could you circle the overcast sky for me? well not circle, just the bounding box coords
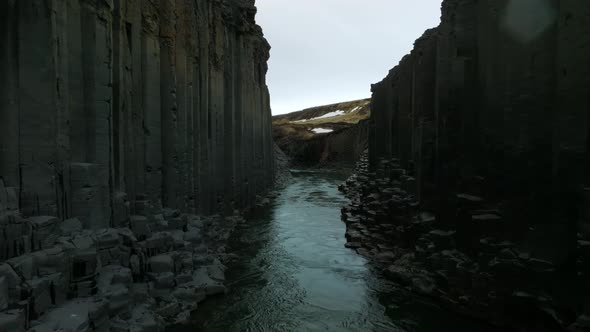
[255,0,443,115]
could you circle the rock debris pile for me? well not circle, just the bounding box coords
[340,153,590,331]
[0,181,244,331]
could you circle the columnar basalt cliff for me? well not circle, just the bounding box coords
[342,0,590,330]
[0,0,273,330]
[0,0,274,223]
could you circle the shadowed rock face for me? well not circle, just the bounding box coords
[370,0,590,256]
[0,0,274,225]
[347,0,590,329]
[0,1,274,330]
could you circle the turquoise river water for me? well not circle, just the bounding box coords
[172,169,493,331]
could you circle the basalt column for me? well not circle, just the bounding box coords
[370,0,590,249]
[366,0,590,323]
[0,1,19,207]
[0,0,275,226]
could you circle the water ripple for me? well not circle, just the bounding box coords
[171,170,493,332]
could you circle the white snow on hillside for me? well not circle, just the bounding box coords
[291,110,345,123]
[311,128,333,134]
[315,110,345,119]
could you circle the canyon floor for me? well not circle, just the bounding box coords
[168,169,493,332]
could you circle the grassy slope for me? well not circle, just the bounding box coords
[272,98,371,143]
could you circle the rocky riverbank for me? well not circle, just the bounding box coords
[339,153,590,331]
[0,202,241,331]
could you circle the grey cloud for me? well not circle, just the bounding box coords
[255,0,443,114]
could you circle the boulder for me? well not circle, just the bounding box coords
[374,251,396,263]
[472,213,504,237]
[155,301,182,318]
[428,229,456,249]
[345,242,362,249]
[345,229,363,243]
[0,309,25,332]
[488,258,528,286]
[386,265,413,285]
[129,304,161,332]
[149,255,174,273]
[574,314,590,328]
[207,260,226,282]
[95,228,121,249]
[411,275,436,296]
[183,228,202,245]
[192,267,226,296]
[456,193,484,204]
[151,272,176,289]
[59,218,83,235]
[29,216,60,250]
[173,285,207,304]
[130,215,150,239]
[5,187,18,210]
[112,192,130,228]
[29,298,109,332]
[30,277,53,316]
[0,276,8,310]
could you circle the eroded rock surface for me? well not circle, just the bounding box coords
[0,0,274,221]
[343,0,590,330]
[0,0,274,330]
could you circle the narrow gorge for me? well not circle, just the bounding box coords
[1,0,589,331]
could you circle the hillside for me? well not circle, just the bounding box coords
[272,99,371,166]
[274,98,370,124]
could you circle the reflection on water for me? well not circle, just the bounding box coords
[171,169,492,332]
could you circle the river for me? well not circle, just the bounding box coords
[171,169,492,331]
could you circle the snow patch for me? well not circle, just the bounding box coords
[291,110,345,123]
[311,128,333,134]
[315,110,345,119]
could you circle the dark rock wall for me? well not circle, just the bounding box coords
[370,0,590,261]
[0,0,274,227]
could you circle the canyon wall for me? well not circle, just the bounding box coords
[370,0,590,261]
[355,0,589,328]
[0,0,274,226]
[0,0,274,330]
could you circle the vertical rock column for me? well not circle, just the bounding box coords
[223,25,237,214]
[0,0,20,194]
[160,0,179,209]
[69,0,114,229]
[233,33,247,210]
[195,1,211,214]
[554,0,590,266]
[369,0,590,256]
[175,0,194,212]
[142,1,162,209]
[17,1,60,217]
[210,2,226,213]
[0,0,276,224]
